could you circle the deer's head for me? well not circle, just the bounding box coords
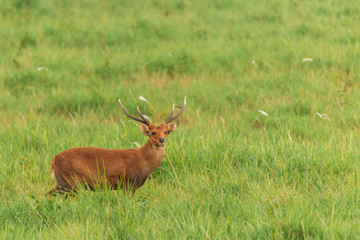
[119,97,186,148]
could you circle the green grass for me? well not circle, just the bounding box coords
[1,0,360,239]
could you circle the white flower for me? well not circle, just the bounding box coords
[138,96,150,104]
[316,112,323,118]
[37,67,49,71]
[258,110,269,116]
[252,60,258,68]
[316,112,330,121]
[141,114,151,122]
[302,58,313,62]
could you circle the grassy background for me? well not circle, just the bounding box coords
[1,0,360,239]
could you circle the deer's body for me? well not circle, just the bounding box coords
[47,98,185,196]
[50,141,164,192]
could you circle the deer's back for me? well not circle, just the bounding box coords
[52,147,145,188]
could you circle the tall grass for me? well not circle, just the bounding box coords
[1,0,359,239]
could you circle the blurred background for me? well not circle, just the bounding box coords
[0,0,359,238]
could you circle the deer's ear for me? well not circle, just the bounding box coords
[167,123,177,134]
[140,125,150,136]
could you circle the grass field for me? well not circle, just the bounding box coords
[1,0,360,239]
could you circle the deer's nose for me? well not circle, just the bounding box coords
[159,137,165,143]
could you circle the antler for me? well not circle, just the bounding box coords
[118,99,150,126]
[165,96,186,124]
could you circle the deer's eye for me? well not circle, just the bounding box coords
[164,131,168,135]
[152,132,156,135]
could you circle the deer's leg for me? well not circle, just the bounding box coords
[132,177,147,195]
[46,185,67,197]
[46,185,77,198]
[46,169,74,197]
[126,177,148,196]
[122,185,136,195]
[131,188,137,196]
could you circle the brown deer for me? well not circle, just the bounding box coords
[46,97,186,196]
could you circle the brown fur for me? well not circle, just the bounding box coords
[46,123,177,196]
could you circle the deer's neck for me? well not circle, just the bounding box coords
[139,140,166,172]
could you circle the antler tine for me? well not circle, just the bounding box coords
[165,104,175,124]
[165,96,186,124]
[118,99,150,126]
[136,106,150,125]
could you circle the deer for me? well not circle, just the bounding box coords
[46,97,186,196]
